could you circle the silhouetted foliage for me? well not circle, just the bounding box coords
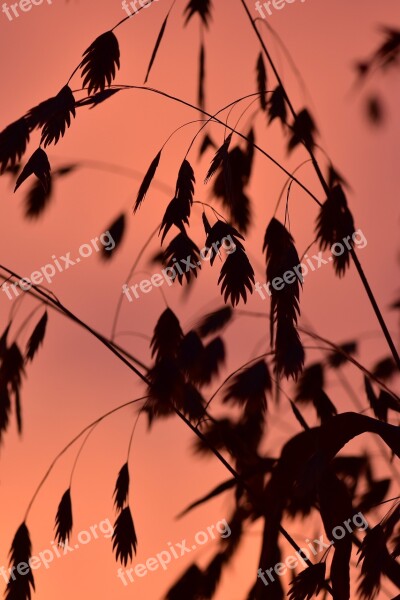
[212,145,253,232]
[0,119,30,174]
[316,184,355,276]
[0,7,399,600]
[165,564,204,600]
[196,306,233,337]
[263,218,304,378]
[150,308,183,362]
[288,108,318,152]
[26,86,75,147]
[134,150,162,213]
[162,233,201,284]
[204,134,232,183]
[101,214,125,260]
[184,0,212,27]
[54,489,73,546]
[327,341,358,368]
[357,525,388,600]
[80,32,120,95]
[15,149,51,193]
[25,312,48,362]
[113,463,130,512]
[145,12,170,83]
[112,506,138,565]
[256,52,268,110]
[288,563,326,600]
[5,523,35,600]
[268,85,287,124]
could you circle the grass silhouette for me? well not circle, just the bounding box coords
[0,2,399,599]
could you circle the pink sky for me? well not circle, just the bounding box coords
[0,0,399,598]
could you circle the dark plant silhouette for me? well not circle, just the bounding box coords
[0,2,399,600]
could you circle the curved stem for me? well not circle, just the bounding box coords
[193,201,227,223]
[255,18,313,108]
[24,396,148,520]
[69,425,97,488]
[233,96,261,132]
[350,249,400,370]
[1,266,149,385]
[201,351,309,430]
[184,92,269,160]
[0,265,312,565]
[52,156,174,195]
[9,288,27,322]
[236,309,400,403]
[336,367,400,486]
[202,352,274,418]
[127,399,150,463]
[14,305,43,341]
[114,331,151,342]
[66,0,161,85]
[110,224,160,341]
[239,0,400,372]
[274,160,312,216]
[0,273,148,372]
[173,405,320,578]
[106,84,322,206]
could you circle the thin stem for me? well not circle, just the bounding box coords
[184,92,269,160]
[52,156,173,195]
[110,224,160,341]
[300,238,318,263]
[69,425,97,488]
[239,2,297,116]
[127,399,150,463]
[114,331,151,342]
[1,266,149,386]
[201,351,308,431]
[297,331,400,402]
[66,0,161,85]
[231,97,255,130]
[111,3,155,31]
[9,288,27,322]
[161,119,209,152]
[14,305,43,341]
[173,406,321,577]
[235,309,400,403]
[336,368,400,486]
[24,397,148,520]
[255,18,313,107]
[106,84,322,205]
[350,248,400,370]
[125,269,169,308]
[0,273,148,372]
[202,352,274,419]
[302,339,400,482]
[0,267,310,565]
[193,200,227,223]
[239,0,400,371]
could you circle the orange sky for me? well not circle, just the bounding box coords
[0,0,399,598]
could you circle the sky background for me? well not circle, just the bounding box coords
[0,0,399,598]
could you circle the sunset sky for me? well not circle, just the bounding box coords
[0,0,399,598]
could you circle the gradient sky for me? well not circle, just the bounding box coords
[0,0,399,598]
